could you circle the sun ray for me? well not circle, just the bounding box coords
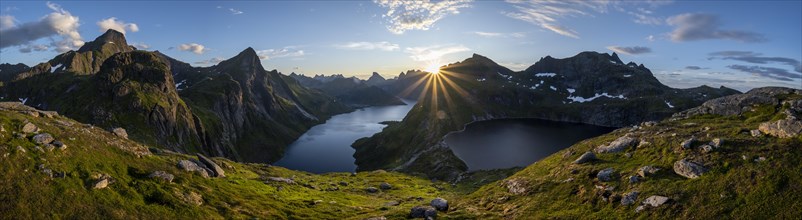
[399,72,431,98]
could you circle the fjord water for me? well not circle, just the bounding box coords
[445,118,616,171]
[274,99,416,173]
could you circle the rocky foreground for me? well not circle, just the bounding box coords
[1,87,800,219]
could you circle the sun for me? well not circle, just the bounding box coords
[424,62,442,74]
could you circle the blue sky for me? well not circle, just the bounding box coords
[0,0,800,91]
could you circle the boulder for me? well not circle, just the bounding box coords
[148,171,175,183]
[379,182,392,190]
[758,119,802,138]
[504,178,527,195]
[642,195,669,207]
[431,197,448,211]
[709,138,723,148]
[409,206,437,219]
[597,168,615,182]
[573,151,596,164]
[93,174,113,189]
[750,129,763,137]
[637,166,660,178]
[628,175,639,183]
[177,160,210,178]
[366,187,379,193]
[621,191,639,206]
[196,154,225,177]
[595,136,639,153]
[111,127,128,139]
[52,140,67,150]
[32,133,54,145]
[673,159,708,179]
[265,177,295,184]
[21,122,38,133]
[680,137,695,149]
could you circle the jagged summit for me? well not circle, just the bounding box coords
[78,29,132,53]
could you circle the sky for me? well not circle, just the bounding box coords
[0,0,800,91]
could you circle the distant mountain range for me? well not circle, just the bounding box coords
[289,72,405,107]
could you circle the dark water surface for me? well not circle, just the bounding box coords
[445,118,616,171]
[273,100,415,173]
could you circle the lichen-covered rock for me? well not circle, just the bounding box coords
[595,136,638,153]
[148,171,175,183]
[32,133,54,145]
[21,122,38,133]
[573,151,596,164]
[504,178,528,195]
[673,159,708,179]
[758,119,802,138]
[597,168,616,182]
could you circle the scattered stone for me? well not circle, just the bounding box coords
[32,133,54,145]
[621,191,639,206]
[701,145,714,153]
[573,151,596,164]
[265,177,295,184]
[21,122,38,133]
[338,181,348,186]
[597,168,615,182]
[750,129,763,137]
[431,198,448,211]
[148,171,175,183]
[503,178,527,195]
[196,154,225,177]
[642,195,669,207]
[710,138,723,148]
[637,166,660,178]
[93,174,113,189]
[680,137,696,149]
[111,127,128,139]
[595,136,639,153]
[379,182,392,190]
[673,159,708,179]
[52,140,67,150]
[366,187,379,193]
[409,206,437,219]
[628,175,639,183]
[177,160,210,178]
[754,157,767,162]
[16,145,26,153]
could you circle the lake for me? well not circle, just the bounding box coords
[273,99,416,173]
[445,118,616,171]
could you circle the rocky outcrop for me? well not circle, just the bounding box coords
[673,159,708,179]
[674,87,801,119]
[196,154,225,177]
[573,151,596,164]
[596,136,638,153]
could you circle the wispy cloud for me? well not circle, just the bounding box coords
[472,31,526,38]
[18,44,48,53]
[685,66,705,70]
[178,43,206,55]
[97,17,139,35]
[194,57,225,65]
[727,64,801,81]
[375,0,472,34]
[0,2,84,52]
[257,47,305,60]
[229,8,244,15]
[404,44,470,61]
[666,13,766,43]
[606,46,652,55]
[333,41,399,51]
[709,51,801,73]
[131,42,150,49]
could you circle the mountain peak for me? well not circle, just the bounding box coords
[77,29,131,53]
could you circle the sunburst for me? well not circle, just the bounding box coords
[400,61,474,120]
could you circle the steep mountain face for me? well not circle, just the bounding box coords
[365,72,387,86]
[354,52,742,180]
[12,29,135,81]
[0,63,30,82]
[289,73,405,107]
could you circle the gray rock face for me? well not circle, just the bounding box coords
[380,182,392,190]
[32,133,54,145]
[595,136,638,153]
[573,151,596,164]
[638,166,660,178]
[673,159,708,179]
[409,206,437,219]
[431,198,448,211]
[177,160,210,178]
[265,177,295,184]
[759,118,802,138]
[21,122,38,133]
[148,171,175,183]
[112,127,128,139]
[597,168,616,182]
[621,191,639,206]
[680,137,695,149]
[196,154,225,177]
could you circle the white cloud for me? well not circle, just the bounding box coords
[18,44,48,53]
[257,47,305,60]
[229,8,244,15]
[97,17,139,34]
[131,42,150,49]
[0,2,84,52]
[0,15,15,30]
[404,44,470,61]
[473,31,526,38]
[375,0,472,34]
[194,57,225,65]
[178,43,206,55]
[646,35,656,42]
[666,13,766,43]
[333,41,399,51]
[606,46,652,55]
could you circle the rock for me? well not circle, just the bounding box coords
[637,141,651,148]
[338,181,348,186]
[379,182,392,190]
[32,133,54,145]
[383,201,400,206]
[148,171,175,183]
[638,166,660,178]
[366,187,379,193]
[573,151,596,164]
[701,145,714,153]
[710,138,723,148]
[431,197,448,211]
[52,140,67,150]
[111,127,128,139]
[595,136,639,153]
[16,145,26,153]
[673,159,708,179]
[628,175,639,183]
[642,195,669,207]
[562,150,574,159]
[597,168,615,182]
[641,121,657,127]
[754,157,767,162]
[409,206,437,219]
[177,160,210,178]
[503,178,527,195]
[680,137,696,149]
[621,191,639,206]
[93,174,112,189]
[750,129,763,137]
[265,177,295,184]
[196,154,225,177]
[21,122,38,133]
[758,118,802,138]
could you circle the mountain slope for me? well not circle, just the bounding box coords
[289,73,405,107]
[354,52,742,180]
